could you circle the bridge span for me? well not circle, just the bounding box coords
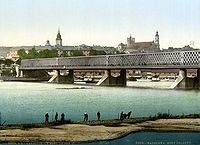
[19,50,200,88]
[20,50,200,70]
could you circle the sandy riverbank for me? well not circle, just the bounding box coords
[0,119,199,143]
[127,81,174,89]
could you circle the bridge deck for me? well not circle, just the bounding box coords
[20,50,200,70]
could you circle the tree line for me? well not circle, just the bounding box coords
[17,48,107,59]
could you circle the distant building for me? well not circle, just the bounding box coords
[155,31,160,49]
[0,47,11,59]
[56,29,62,46]
[126,31,160,53]
[119,31,160,54]
[0,29,117,60]
[118,43,127,53]
[45,40,51,46]
[163,45,196,52]
[127,34,135,47]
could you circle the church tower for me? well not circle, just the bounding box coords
[56,29,62,46]
[127,34,135,48]
[155,31,160,49]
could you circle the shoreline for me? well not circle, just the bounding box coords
[0,118,200,144]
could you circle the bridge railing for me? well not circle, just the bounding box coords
[58,56,107,67]
[21,58,58,68]
[20,50,200,69]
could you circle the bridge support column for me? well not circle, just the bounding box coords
[175,69,199,89]
[19,70,23,77]
[197,69,200,88]
[96,69,126,86]
[56,70,74,84]
[20,70,50,81]
[176,69,187,88]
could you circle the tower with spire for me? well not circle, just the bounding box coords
[127,34,135,48]
[155,31,159,49]
[56,28,62,46]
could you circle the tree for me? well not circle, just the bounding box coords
[89,49,106,56]
[70,50,83,56]
[27,47,38,59]
[17,49,27,59]
[38,49,51,58]
[4,59,15,67]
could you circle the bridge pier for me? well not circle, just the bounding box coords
[56,70,74,84]
[175,69,200,89]
[97,69,126,86]
[197,69,200,87]
[20,70,50,81]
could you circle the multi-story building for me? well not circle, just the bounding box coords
[1,29,117,61]
[118,31,160,53]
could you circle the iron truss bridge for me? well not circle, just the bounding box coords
[20,50,200,70]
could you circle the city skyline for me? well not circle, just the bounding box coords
[0,0,200,49]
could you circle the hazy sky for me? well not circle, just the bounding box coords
[0,0,200,48]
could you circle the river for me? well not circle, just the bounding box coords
[0,82,200,145]
[0,82,200,124]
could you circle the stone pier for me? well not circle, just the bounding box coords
[97,69,126,86]
[20,70,50,81]
[56,70,74,84]
[176,69,199,89]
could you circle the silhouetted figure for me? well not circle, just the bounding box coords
[127,111,132,119]
[45,113,49,123]
[55,112,58,122]
[97,111,101,121]
[84,112,88,121]
[120,112,124,120]
[124,113,127,119]
[61,113,65,122]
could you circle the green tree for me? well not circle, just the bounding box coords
[17,49,27,59]
[50,49,59,57]
[4,59,15,66]
[15,58,22,65]
[38,49,51,58]
[70,50,83,56]
[27,47,38,59]
[89,49,106,56]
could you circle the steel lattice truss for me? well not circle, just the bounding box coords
[20,50,200,70]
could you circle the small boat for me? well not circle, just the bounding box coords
[136,78,152,82]
[83,78,93,83]
[151,77,160,82]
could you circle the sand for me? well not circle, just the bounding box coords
[127,81,173,89]
[0,119,200,143]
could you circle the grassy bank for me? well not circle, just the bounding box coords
[1,113,200,130]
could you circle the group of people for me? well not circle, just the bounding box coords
[45,112,65,123]
[45,111,101,123]
[45,111,132,123]
[120,111,132,120]
[83,111,101,121]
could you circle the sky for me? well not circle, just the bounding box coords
[0,0,200,49]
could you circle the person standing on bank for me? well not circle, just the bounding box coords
[84,112,88,121]
[55,112,58,122]
[45,112,49,123]
[61,113,65,122]
[97,111,101,121]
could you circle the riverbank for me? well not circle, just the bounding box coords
[0,118,199,143]
[127,81,174,89]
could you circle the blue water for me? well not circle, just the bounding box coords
[2,132,200,145]
[0,82,200,124]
